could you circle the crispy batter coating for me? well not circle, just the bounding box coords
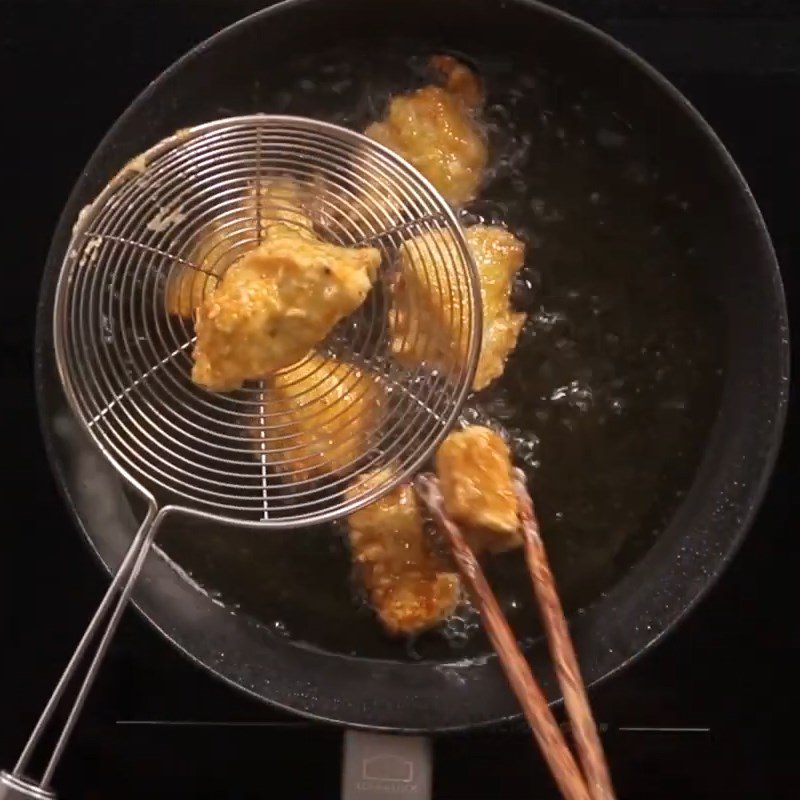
[165,179,317,319]
[364,57,487,205]
[390,224,526,391]
[389,228,469,377]
[258,354,384,481]
[347,473,461,635]
[429,54,483,110]
[255,178,319,241]
[436,425,521,553]
[191,236,380,390]
[467,225,527,390]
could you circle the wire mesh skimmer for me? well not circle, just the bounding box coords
[3,116,481,798]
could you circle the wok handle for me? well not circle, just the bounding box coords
[342,731,432,800]
[3,504,165,797]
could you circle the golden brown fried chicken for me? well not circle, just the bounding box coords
[390,224,526,391]
[435,425,522,553]
[429,54,483,110]
[191,236,380,391]
[255,178,319,241]
[467,225,527,390]
[165,219,248,320]
[364,56,487,205]
[347,473,461,635]
[260,353,384,481]
[165,179,317,319]
[389,228,468,377]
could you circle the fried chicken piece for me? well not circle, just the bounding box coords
[364,56,487,205]
[390,224,526,391]
[255,178,319,241]
[429,54,483,110]
[165,179,317,319]
[435,425,522,553]
[389,227,469,377]
[165,218,249,320]
[192,236,380,390]
[258,354,384,480]
[467,225,527,390]
[347,473,461,635]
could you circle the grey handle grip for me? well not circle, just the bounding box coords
[342,731,433,800]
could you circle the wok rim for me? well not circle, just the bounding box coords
[34,0,790,733]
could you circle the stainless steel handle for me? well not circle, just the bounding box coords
[2,505,164,797]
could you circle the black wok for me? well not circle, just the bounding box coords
[34,0,788,734]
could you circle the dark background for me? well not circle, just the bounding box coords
[0,1,797,798]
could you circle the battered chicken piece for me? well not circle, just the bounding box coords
[364,56,487,205]
[165,179,316,318]
[429,54,483,110]
[389,228,468,376]
[347,473,461,635]
[192,236,380,390]
[467,225,527,390]
[435,425,522,553]
[260,354,384,480]
[165,219,248,320]
[255,178,319,240]
[390,225,526,391]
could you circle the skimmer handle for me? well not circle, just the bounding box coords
[3,506,163,796]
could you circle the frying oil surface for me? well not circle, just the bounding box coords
[157,47,724,661]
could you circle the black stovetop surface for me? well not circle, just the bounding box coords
[1,2,797,798]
